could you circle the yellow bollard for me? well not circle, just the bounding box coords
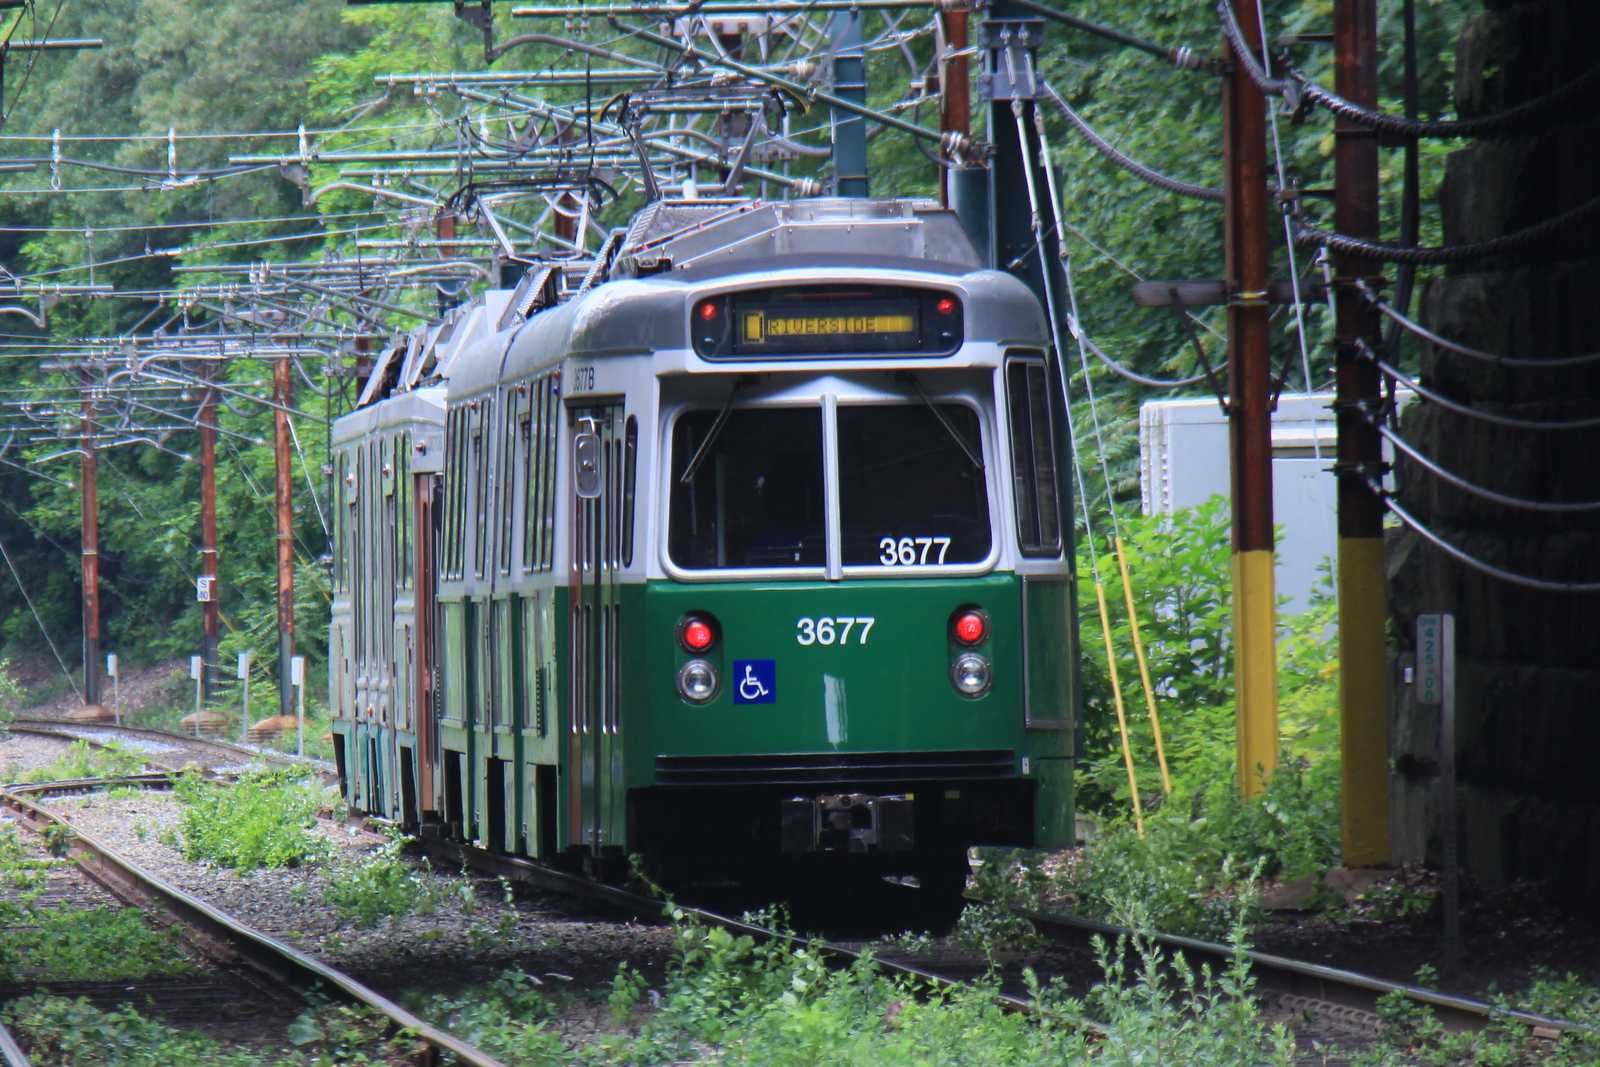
[1114,536,1173,796]
[1094,579,1144,835]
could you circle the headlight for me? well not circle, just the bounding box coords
[677,659,719,704]
[952,653,991,697]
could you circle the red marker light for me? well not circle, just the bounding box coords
[935,296,957,316]
[954,610,986,646]
[698,300,719,322]
[682,618,715,652]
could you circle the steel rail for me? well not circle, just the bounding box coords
[0,778,509,1067]
[6,719,334,778]
[419,832,1041,1016]
[1016,904,1587,1037]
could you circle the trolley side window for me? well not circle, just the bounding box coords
[1006,358,1063,557]
[472,400,490,579]
[668,407,824,570]
[837,403,991,567]
[444,408,466,580]
[622,415,638,568]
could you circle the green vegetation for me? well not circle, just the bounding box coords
[172,768,327,871]
[2,996,273,1067]
[408,902,1296,1066]
[405,970,570,1064]
[1353,966,1600,1067]
[1059,499,1344,934]
[0,657,22,723]
[4,906,193,983]
[3,995,429,1067]
[321,830,451,929]
[17,739,148,784]
[0,824,190,985]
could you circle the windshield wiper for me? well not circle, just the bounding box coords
[908,375,984,473]
[678,380,743,484]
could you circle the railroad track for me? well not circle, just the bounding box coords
[0,776,505,1067]
[6,717,334,781]
[3,749,1580,1059]
[1007,902,1585,1047]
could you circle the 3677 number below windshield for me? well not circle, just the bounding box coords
[667,403,990,571]
[838,403,990,566]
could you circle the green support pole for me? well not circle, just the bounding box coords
[829,10,868,196]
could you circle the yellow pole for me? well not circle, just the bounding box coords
[1338,537,1391,864]
[1114,535,1172,795]
[1094,579,1144,835]
[1232,550,1279,796]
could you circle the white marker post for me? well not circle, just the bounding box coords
[237,652,252,743]
[1416,613,1458,976]
[105,653,119,725]
[291,655,305,757]
[189,655,204,735]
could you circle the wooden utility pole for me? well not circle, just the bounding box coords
[1333,0,1391,864]
[273,356,295,716]
[198,371,221,702]
[1222,0,1278,797]
[79,371,101,709]
[938,8,971,206]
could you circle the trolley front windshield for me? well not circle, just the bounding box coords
[667,399,992,574]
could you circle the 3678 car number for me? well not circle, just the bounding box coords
[795,616,876,646]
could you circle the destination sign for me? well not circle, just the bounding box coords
[741,311,916,344]
[692,285,963,360]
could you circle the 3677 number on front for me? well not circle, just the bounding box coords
[795,616,876,646]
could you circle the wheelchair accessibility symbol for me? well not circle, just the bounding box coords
[732,660,776,705]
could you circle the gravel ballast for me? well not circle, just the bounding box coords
[44,790,676,1007]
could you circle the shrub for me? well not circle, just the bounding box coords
[172,768,327,871]
[322,830,450,928]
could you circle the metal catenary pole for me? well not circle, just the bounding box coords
[829,8,868,196]
[273,356,296,717]
[79,369,102,708]
[1222,1,1278,797]
[198,368,221,703]
[1333,0,1392,864]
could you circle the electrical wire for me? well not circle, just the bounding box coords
[1250,0,1322,457]
[1289,61,1600,141]
[1072,318,1208,388]
[1374,477,1600,595]
[1360,282,1600,368]
[1360,341,1600,431]
[1370,412,1600,514]
[1041,82,1221,203]
[0,528,83,702]
[1218,0,1600,140]
[1295,192,1600,264]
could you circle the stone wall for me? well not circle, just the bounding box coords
[1388,0,1600,899]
